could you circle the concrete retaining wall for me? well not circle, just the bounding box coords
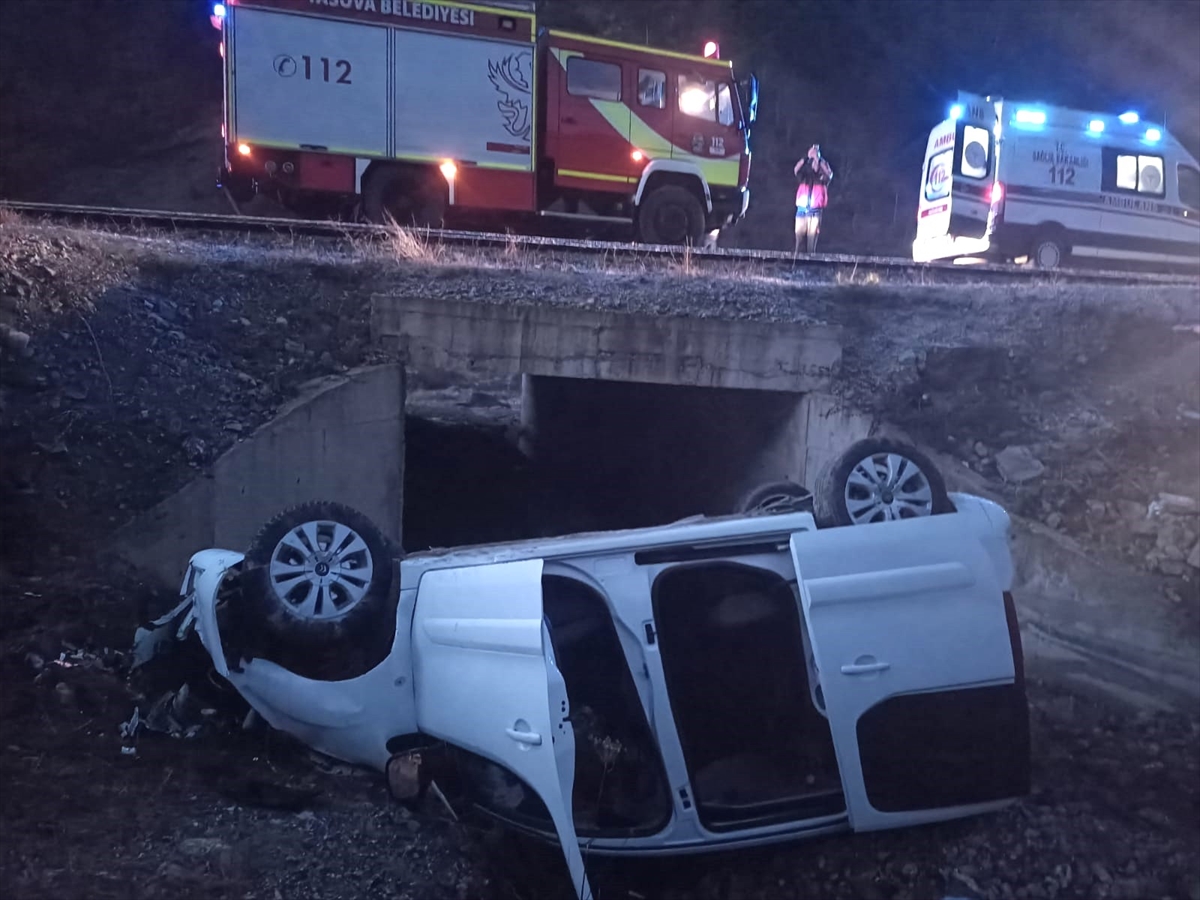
[114,364,405,588]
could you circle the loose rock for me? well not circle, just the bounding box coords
[996,445,1046,484]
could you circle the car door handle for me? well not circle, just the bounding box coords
[505,727,543,746]
[841,661,890,675]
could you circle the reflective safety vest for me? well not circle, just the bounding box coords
[796,159,832,210]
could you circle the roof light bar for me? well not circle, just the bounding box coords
[1118,111,1139,124]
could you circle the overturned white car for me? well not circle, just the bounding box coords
[142,439,1030,899]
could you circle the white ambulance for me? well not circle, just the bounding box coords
[913,91,1200,271]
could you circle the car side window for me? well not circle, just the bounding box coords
[1178,164,1200,211]
[566,56,621,102]
[638,68,665,109]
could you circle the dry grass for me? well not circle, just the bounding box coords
[382,219,444,263]
[834,263,881,286]
[0,207,23,227]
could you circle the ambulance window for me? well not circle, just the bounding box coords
[1137,156,1164,195]
[717,84,734,126]
[1115,152,1165,196]
[567,57,621,102]
[1115,154,1138,190]
[925,149,953,202]
[678,75,716,121]
[1179,165,1200,211]
[638,69,665,109]
[960,125,989,179]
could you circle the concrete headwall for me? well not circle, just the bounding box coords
[372,294,842,393]
[114,364,405,588]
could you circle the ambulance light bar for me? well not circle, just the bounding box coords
[949,104,964,121]
[1119,111,1139,124]
[1088,119,1105,133]
[1014,109,1046,126]
[1145,128,1162,143]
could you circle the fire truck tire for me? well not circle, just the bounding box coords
[636,185,706,246]
[363,167,446,229]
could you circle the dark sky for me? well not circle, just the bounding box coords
[548,0,1200,156]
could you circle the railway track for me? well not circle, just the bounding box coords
[3,199,1196,286]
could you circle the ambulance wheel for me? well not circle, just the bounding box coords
[637,185,706,246]
[1032,235,1067,270]
[813,438,955,528]
[363,167,446,229]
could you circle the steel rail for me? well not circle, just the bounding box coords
[2,199,1196,286]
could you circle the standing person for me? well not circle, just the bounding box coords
[793,144,833,254]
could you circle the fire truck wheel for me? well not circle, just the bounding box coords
[637,185,706,246]
[363,167,446,229]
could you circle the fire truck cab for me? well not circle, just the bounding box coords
[212,0,757,246]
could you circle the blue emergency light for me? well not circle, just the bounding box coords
[1119,111,1139,124]
[949,104,964,121]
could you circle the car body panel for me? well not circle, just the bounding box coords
[183,549,418,771]
[411,559,593,900]
[789,500,1019,832]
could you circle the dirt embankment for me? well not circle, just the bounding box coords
[1,218,1199,900]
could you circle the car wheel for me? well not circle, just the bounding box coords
[241,501,398,649]
[738,480,814,515]
[636,185,705,245]
[813,438,955,527]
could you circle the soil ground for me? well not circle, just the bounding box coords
[1,217,1198,899]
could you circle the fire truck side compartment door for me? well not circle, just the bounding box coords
[231,6,389,155]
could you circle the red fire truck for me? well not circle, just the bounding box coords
[211,0,758,245]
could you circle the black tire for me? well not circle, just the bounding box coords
[636,185,706,245]
[362,166,446,228]
[241,501,398,650]
[1032,234,1067,270]
[813,438,955,528]
[738,480,814,515]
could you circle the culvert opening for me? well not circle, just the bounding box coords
[403,377,864,548]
